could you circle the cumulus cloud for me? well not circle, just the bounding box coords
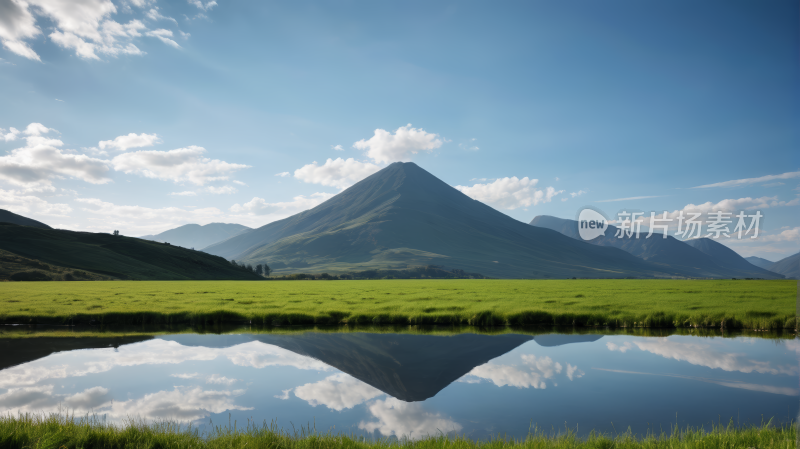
[204,185,237,194]
[110,386,250,421]
[274,389,292,400]
[294,374,382,411]
[751,226,800,243]
[0,188,71,216]
[331,144,344,151]
[0,123,111,187]
[0,385,112,415]
[353,124,443,164]
[275,172,290,177]
[565,364,584,381]
[455,177,563,210]
[0,0,197,61]
[112,146,249,185]
[359,398,462,440]
[230,193,335,216]
[293,158,381,189]
[606,342,633,353]
[75,197,224,235]
[464,355,570,389]
[98,132,160,153]
[171,373,199,379]
[692,171,800,189]
[169,190,197,196]
[206,374,238,385]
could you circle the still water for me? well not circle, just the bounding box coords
[0,329,797,440]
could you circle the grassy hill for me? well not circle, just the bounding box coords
[766,251,799,279]
[530,215,783,279]
[204,163,673,279]
[0,209,51,229]
[0,223,262,281]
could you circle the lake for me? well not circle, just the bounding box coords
[0,327,797,440]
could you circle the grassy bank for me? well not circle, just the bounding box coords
[0,414,795,449]
[0,279,795,329]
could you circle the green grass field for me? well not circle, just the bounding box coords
[0,414,795,449]
[1,279,795,329]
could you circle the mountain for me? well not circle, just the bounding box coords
[0,209,51,229]
[0,223,262,280]
[682,238,784,279]
[745,256,775,270]
[530,215,784,279]
[765,252,799,280]
[204,162,673,279]
[139,223,251,250]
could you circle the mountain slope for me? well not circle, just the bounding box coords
[0,223,262,280]
[682,238,783,279]
[205,162,673,279]
[766,252,799,279]
[139,223,251,250]
[745,256,775,270]
[530,215,784,279]
[0,209,51,229]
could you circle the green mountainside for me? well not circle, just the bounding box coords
[530,215,783,279]
[204,162,672,279]
[0,223,262,281]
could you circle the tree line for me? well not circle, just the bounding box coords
[271,265,486,280]
[229,260,271,277]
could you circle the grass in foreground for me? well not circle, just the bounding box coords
[0,279,795,329]
[0,414,795,449]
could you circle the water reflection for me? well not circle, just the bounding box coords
[0,331,795,440]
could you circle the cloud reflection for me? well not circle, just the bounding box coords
[463,355,578,389]
[294,373,383,411]
[358,398,462,439]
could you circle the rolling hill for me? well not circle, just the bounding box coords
[765,252,799,279]
[530,215,784,279]
[0,223,262,281]
[204,162,674,279]
[0,209,51,229]
[139,223,252,250]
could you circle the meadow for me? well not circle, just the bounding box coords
[0,279,795,329]
[0,414,795,449]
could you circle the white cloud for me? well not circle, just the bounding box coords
[145,7,177,24]
[606,342,633,353]
[274,389,292,400]
[0,0,197,61]
[112,146,249,185]
[751,226,800,243]
[232,180,245,186]
[692,171,800,189]
[353,124,443,164]
[0,0,42,61]
[570,190,587,198]
[76,197,224,235]
[169,191,197,196]
[206,374,238,385]
[294,373,382,411]
[145,28,179,49]
[566,363,584,381]
[275,172,290,177]
[99,132,160,153]
[358,398,462,440]
[293,158,381,189]
[230,192,335,216]
[109,386,250,421]
[0,188,72,217]
[0,385,112,415]
[188,0,217,10]
[0,124,111,187]
[170,373,199,379]
[204,185,237,195]
[633,338,796,375]
[0,127,21,142]
[331,144,344,151]
[454,177,563,210]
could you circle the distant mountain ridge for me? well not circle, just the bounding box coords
[204,162,678,279]
[0,209,51,229]
[745,256,775,270]
[765,252,799,279]
[529,215,783,279]
[140,223,252,250]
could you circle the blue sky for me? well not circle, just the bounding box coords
[0,0,797,259]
